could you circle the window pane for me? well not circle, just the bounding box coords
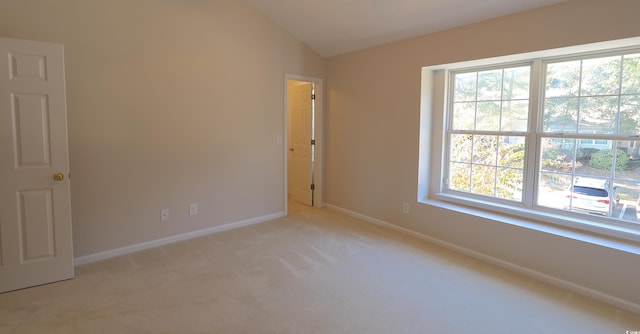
[578,96,618,134]
[577,141,614,179]
[501,100,528,131]
[454,72,477,102]
[477,69,502,101]
[449,162,471,192]
[537,172,571,210]
[497,168,523,201]
[471,165,496,196]
[503,66,530,100]
[472,135,497,165]
[540,137,576,174]
[476,101,500,131]
[543,97,578,133]
[581,56,621,96]
[619,95,640,136]
[612,180,640,225]
[450,134,472,163]
[622,54,640,94]
[452,102,475,130]
[546,61,580,98]
[613,140,640,181]
[498,136,525,168]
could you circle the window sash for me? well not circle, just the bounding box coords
[446,62,535,206]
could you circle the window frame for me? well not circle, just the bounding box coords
[443,61,536,207]
[420,39,640,243]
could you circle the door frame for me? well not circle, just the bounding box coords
[284,74,324,214]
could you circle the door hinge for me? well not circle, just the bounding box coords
[311,93,315,100]
[310,184,315,190]
[311,139,315,145]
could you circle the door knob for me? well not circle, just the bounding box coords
[289,148,294,152]
[53,172,64,181]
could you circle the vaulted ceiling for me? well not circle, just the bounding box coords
[247,0,568,57]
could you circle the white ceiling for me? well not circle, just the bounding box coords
[247,0,567,57]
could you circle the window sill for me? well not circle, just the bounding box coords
[419,193,640,255]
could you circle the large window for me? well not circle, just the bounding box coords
[448,66,530,202]
[442,49,640,232]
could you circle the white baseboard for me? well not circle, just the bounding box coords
[325,204,640,315]
[74,212,285,266]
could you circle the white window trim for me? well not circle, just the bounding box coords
[418,37,640,244]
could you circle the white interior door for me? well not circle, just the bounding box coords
[0,37,73,293]
[288,80,313,206]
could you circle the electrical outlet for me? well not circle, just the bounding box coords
[402,203,410,214]
[189,203,198,216]
[161,209,170,221]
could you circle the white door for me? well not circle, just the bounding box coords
[0,37,73,293]
[288,80,313,206]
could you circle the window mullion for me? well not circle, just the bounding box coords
[524,59,543,208]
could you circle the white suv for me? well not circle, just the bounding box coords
[565,177,619,216]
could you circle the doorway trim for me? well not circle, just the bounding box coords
[284,74,324,214]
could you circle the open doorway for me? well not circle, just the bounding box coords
[285,75,323,212]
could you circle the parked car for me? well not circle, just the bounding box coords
[565,177,619,216]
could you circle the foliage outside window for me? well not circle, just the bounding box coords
[445,51,640,227]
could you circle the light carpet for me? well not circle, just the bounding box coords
[1,201,639,333]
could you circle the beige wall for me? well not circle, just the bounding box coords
[325,0,640,309]
[0,0,325,256]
